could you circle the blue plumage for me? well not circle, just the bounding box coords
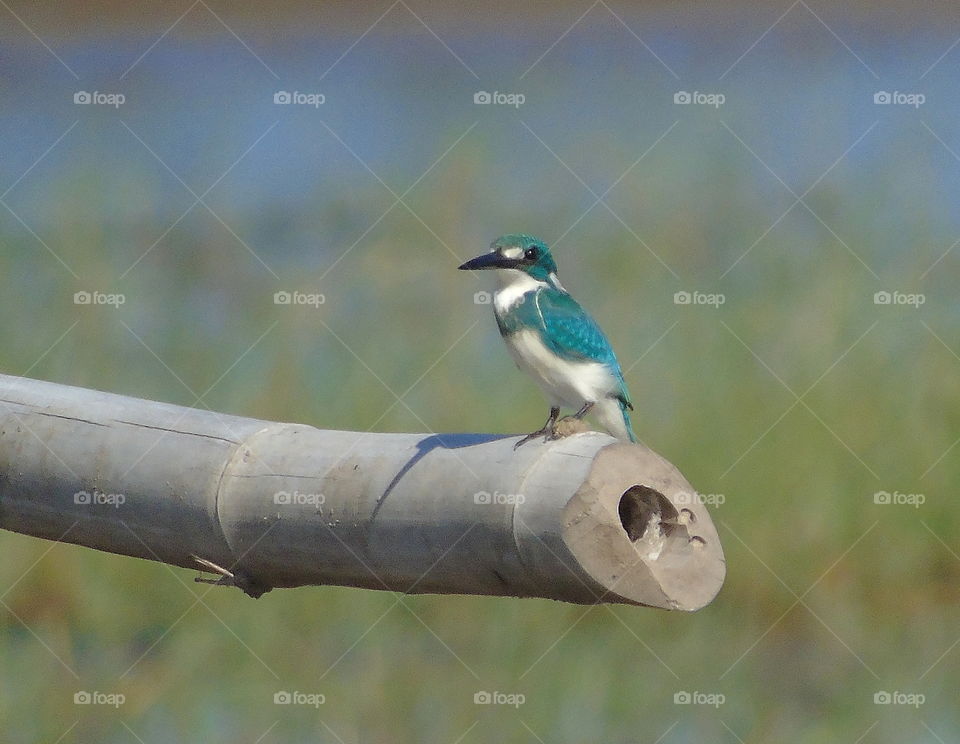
[530,288,622,367]
[459,235,636,446]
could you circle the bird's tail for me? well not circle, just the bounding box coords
[594,398,637,443]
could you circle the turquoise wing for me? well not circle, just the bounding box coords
[534,288,618,364]
[507,287,633,409]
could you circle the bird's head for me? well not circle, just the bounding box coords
[458,234,560,284]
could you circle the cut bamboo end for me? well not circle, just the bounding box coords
[562,442,725,610]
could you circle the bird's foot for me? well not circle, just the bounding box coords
[514,426,553,449]
[514,407,561,449]
[548,416,592,440]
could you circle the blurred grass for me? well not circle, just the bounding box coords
[2,16,960,744]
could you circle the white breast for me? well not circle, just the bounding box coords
[504,328,619,410]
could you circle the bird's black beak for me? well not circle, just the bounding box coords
[458,251,516,271]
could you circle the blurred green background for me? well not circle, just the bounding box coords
[1,2,958,741]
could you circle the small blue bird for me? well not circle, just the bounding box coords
[459,234,636,448]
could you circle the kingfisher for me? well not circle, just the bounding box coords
[459,234,636,448]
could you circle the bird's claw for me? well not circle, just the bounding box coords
[514,416,592,449]
[514,428,551,449]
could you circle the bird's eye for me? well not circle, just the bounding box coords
[524,247,539,260]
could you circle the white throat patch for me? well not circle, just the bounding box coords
[493,269,546,313]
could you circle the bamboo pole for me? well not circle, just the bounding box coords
[0,373,724,609]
